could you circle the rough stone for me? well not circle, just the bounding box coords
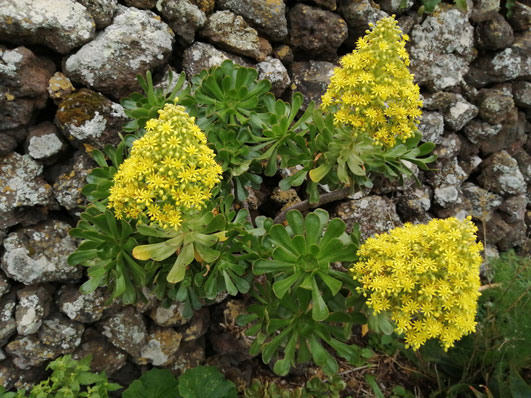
[137,327,182,366]
[26,122,67,163]
[55,89,127,149]
[274,45,294,65]
[485,212,527,250]
[217,0,288,42]
[376,0,414,13]
[5,334,67,369]
[123,0,156,7]
[181,307,209,342]
[289,4,348,60]
[476,13,515,50]
[480,109,527,154]
[463,119,502,144]
[57,285,107,323]
[64,6,174,99]
[149,301,190,327]
[0,0,95,54]
[0,47,55,131]
[98,307,147,358]
[201,11,272,62]
[290,61,335,109]
[461,182,503,221]
[514,149,531,182]
[0,293,17,345]
[74,328,127,375]
[53,150,95,215]
[0,360,19,391]
[478,150,527,196]
[419,111,445,144]
[256,57,290,97]
[0,132,17,156]
[1,220,82,284]
[156,0,206,46]
[433,133,462,160]
[15,285,53,336]
[182,42,251,78]
[339,0,388,45]
[78,0,117,29]
[513,81,531,109]
[508,1,531,31]
[396,185,432,223]
[470,0,500,22]
[409,8,475,91]
[443,94,478,131]
[0,153,55,230]
[499,194,528,223]
[38,313,84,352]
[0,272,9,299]
[335,195,402,240]
[433,185,463,208]
[190,0,214,13]
[48,72,76,104]
[170,339,205,375]
[478,88,515,125]
[308,0,338,10]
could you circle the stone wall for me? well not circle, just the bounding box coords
[0,0,530,391]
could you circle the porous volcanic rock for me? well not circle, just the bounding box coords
[15,285,53,336]
[98,307,147,358]
[76,0,118,30]
[25,122,67,164]
[156,0,206,46]
[290,60,335,109]
[182,42,251,78]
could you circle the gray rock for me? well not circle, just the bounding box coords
[55,89,127,149]
[480,108,527,154]
[478,150,527,196]
[39,313,84,352]
[508,1,531,31]
[137,327,182,366]
[149,301,190,327]
[0,132,17,156]
[0,360,19,391]
[513,81,531,109]
[57,285,106,323]
[73,328,127,375]
[156,0,206,46]
[181,307,209,342]
[170,339,205,375]
[289,4,348,60]
[433,133,461,160]
[514,149,531,182]
[426,157,468,191]
[463,119,502,144]
[409,8,475,91]
[500,194,528,223]
[339,0,388,44]
[419,111,445,144]
[309,0,338,10]
[64,6,174,99]
[0,153,55,230]
[461,182,503,221]
[0,0,95,54]
[376,0,414,13]
[1,220,82,284]
[476,13,514,50]
[47,72,76,105]
[485,211,527,250]
[53,151,95,216]
[76,0,117,29]
[182,42,251,78]
[16,285,53,336]
[335,195,402,241]
[396,185,432,222]
[274,45,294,65]
[434,185,463,208]
[478,88,515,124]
[98,307,147,358]
[201,11,272,62]
[290,61,335,109]
[443,94,479,131]
[5,335,64,369]
[470,0,500,22]
[1,47,55,131]
[256,57,291,97]
[470,46,531,86]
[0,293,17,345]
[217,0,288,42]
[123,0,157,7]
[0,272,10,299]
[26,122,67,163]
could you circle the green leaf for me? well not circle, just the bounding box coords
[311,277,329,321]
[122,368,179,398]
[509,368,531,398]
[286,210,305,236]
[67,250,99,266]
[167,243,194,283]
[253,260,294,275]
[309,163,332,183]
[318,272,342,296]
[272,273,300,299]
[309,335,338,375]
[178,366,237,398]
[364,375,384,398]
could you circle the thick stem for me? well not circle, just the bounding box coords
[273,187,352,224]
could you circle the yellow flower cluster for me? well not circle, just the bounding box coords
[321,16,422,147]
[108,103,222,230]
[350,217,483,351]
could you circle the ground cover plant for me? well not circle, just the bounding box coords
[4,15,521,397]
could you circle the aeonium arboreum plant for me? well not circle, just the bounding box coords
[238,209,368,376]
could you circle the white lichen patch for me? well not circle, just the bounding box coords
[28,134,64,159]
[66,112,106,140]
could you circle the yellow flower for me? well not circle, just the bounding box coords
[351,217,483,351]
[320,16,422,147]
[108,103,222,230]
